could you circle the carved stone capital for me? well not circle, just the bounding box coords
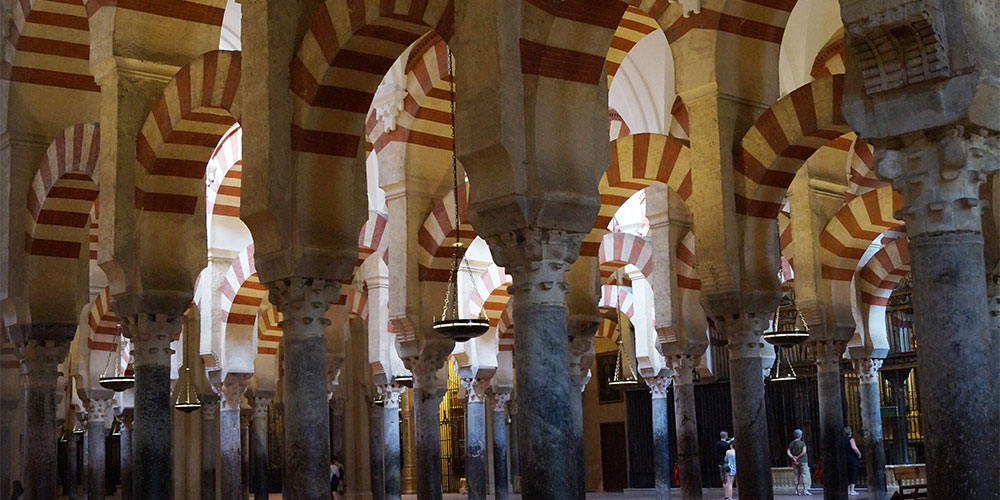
[491,392,511,413]
[119,408,134,430]
[377,383,406,409]
[669,0,701,18]
[809,340,847,374]
[200,394,220,421]
[460,377,491,404]
[406,343,452,395]
[253,393,274,420]
[126,314,180,367]
[568,331,596,389]
[18,339,70,384]
[330,397,346,415]
[218,373,251,412]
[644,376,671,399]
[853,357,884,384]
[266,278,341,339]
[667,354,701,386]
[486,229,584,307]
[87,398,115,426]
[240,408,252,430]
[875,125,1000,235]
[714,314,770,360]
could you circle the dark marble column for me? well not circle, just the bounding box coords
[487,230,583,500]
[853,358,887,500]
[128,314,180,500]
[241,408,251,500]
[646,376,672,500]
[717,315,773,500]
[219,374,250,500]
[330,397,346,462]
[491,393,510,500]
[251,393,272,500]
[380,386,404,500]
[874,130,1000,499]
[462,379,489,500]
[667,355,703,500]
[267,278,339,500]
[87,396,114,500]
[0,400,16,500]
[409,354,448,500]
[201,394,220,500]
[119,409,134,500]
[18,337,72,500]
[508,399,520,493]
[369,399,385,500]
[567,320,597,500]
[811,341,847,500]
[66,427,78,500]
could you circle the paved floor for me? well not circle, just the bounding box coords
[263,489,877,499]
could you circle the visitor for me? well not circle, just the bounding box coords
[330,457,344,500]
[843,426,862,496]
[723,439,737,500]
[787,429,811,496]
[9,481,23,500]
[716,431,732,486]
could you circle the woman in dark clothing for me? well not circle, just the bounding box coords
[9,480,24,500]
[843,427,862,496]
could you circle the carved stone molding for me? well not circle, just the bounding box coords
[486,229,584,308]
[253,393,273,420]
[491,392,511,414]
[875,125,1000,235]
[88,398,115,426]
[19,339,70,384]
[853,357,884,384]
[644,376,671,400]
[200,394,221,421]
[406,343,452,395]
[266,278,341,338]
[809,340,848,374]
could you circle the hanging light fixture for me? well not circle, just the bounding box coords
[99,322,135,392]
[763,285,810,382]
[608,287,644,391]
[432,47,489,343]
[391,374,414,388]
[172,314,202,413]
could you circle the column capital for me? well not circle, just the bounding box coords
[18,339,71,380]
[125,314,180,366]
[87,397,115,427]
[809,339,847,374]
[491,392,511,413]
[568,330,596,391]
[252,393,273,420]
[405,342,452,394]
[485,229,584,307]
[644,375,671,399]
[666,354,701,386]
[377,383,406,409]
[875,124,1000,235]
[218,373,251,412]
[266,278,341,335]
[852,357,884,384]
[714,314,770,359]
[119,408,134,430]
[240,408,253,430]
[329,396,346,414]
[200,394,221,421]
[460,377,491,404]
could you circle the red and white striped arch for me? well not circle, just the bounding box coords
[256,302,282,356]
[87,286,118,352]
[778,210,793,271]
[606,6,660,88]
[358,211,388,261]
[845,138,887,202]
[220,245,267,327]
[207,124,242,218]
[599,284,635,318]
[347,288,368,320]
[25,123,101,258]
[820,186,903,282]
[585,133,692,256]
[87,203,98,261]
[520,1,627,87]
[598,232,653,283]
[856,236,910,309]
[609,109,631,142]
[290,0,452,165]
[676,230,700,291]
[135,50,241,216]
[417,182,475,282]
[469,264,512,328]
[3,0,98,92]
[735,74,850,219]
[809,30,845,80]
[497,301,514,352]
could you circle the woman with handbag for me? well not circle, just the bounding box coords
[723,440,737,500]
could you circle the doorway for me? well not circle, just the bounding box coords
[600,422,628,492]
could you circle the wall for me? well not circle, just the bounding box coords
[582,337,626,492]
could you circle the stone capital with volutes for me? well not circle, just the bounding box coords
[486,229,584,307]
[809,339,847,374]
[218,373,251,412]
[460,377,492,404]
[119,408,134,430]
[666,354,701,386]
[875,125,1000,236]
[253,391,274,420]
[18,338,72,384]
[87,396,115,427]
[644,375,672,400]
[714,314,771,360]
[404,342,453,397]
[126,313,181,367]
[266,278,341,339]
[377,383,406,409]
[200,393,221,421]
[491,389,511,414]
[852,357,883,384]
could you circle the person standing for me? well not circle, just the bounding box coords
[787,429,811,496]
[716,431,732,486]
[843,427,862,496]
[723,440,737,500]
[330,457,344,500]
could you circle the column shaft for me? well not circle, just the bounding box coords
[856,360,887,500]
[201,396,220,500]
[384,403,401,500]
[130,317,178,500]
[909,233,999,498]
[220,408,242,500]
[815,358,846,500]
[673,381,702,500]
[120,412,133,500]
[87,420,107,500]
[413,385,444,500]
[330,399,346,463]
[20,341,67,500]
[66,431,78,500]
[651,395,671,500]
[241,409,251,500]
[252,396,271,500]
[465,400,487,500]
[369,403,385,500]
[491,402,509,500]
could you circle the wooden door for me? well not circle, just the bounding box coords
[600,422,629,492]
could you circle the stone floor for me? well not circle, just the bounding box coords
[260,489,878,499]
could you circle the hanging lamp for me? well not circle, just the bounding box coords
[171,315,202,413]
[431,47,489,343]
[99,322,135,392]
[763,285,809,382]
[391,374,414,388]
[608,287,644,391]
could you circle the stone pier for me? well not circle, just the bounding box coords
[462,378,489,500]
[646,376,672,500]
[854,358,887,500]
[201,394,220,500]
[668,355,703,500]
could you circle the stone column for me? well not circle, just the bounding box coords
[19,338,71,500]
[0,400,17,500]
[330,397,346,463]
[875,127,1000,499]
[811,340,847,500]
[252,393,273,500]
[241,408,252,500]
[66,427,79,500]
[716,315,774,499]
[409,354,449,500]
[487,229,583,499]
[853,358,887,500]
[119,409,134,500]
[567,319,597,500]
[379,385,404,500]
[219,374,250,500]
[644,376,672,500]
[462,378,490,500]
[667,355,703,500]
[201,394,220,500]
[87,396,114,500]
[508,398,520,492]
[128,314,179,500]
[491,392,510,500]
[267,278,339,500]
[369,398,385,500]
